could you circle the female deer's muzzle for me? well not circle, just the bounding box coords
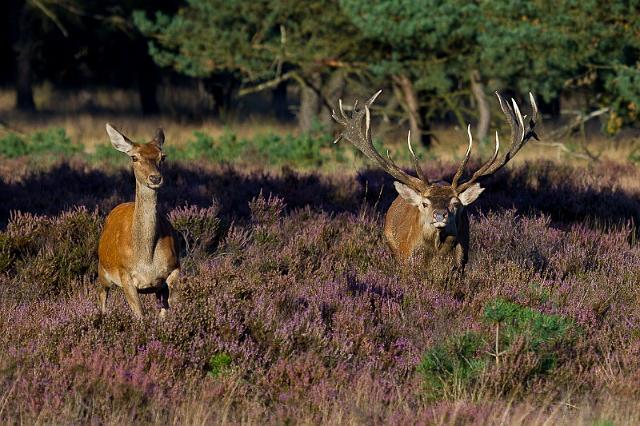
[148,174,163,187]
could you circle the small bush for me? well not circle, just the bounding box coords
[30,128,81,156]
[0,128,81,158]
[0,133,30,158]
[483,299,575,373]
[418,299,577,400]
[169,202,221,267]
[417,332,486,400]
[207,352,233,378]
[2,208,101,302]
[90,143,127,164]
[182,130,245,162]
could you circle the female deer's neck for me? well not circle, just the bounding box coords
[132,181,159,264]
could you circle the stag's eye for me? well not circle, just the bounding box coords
[159,154,166,164]
[450,198,460,208]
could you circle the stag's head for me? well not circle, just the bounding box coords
[106,124,167,190]
[332,90,538,236]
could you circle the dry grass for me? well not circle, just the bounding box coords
[2,86,639,167]
[0,86,297,152]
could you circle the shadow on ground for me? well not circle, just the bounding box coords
[1,159,639,231]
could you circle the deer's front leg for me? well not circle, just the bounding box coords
[121,272,143,320]
[160,268,180,318]
[454,242,468,274]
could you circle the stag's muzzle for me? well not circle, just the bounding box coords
[432,210,448,228]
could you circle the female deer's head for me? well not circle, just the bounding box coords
[106,124,167,190]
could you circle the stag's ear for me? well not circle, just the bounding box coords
[458,183,485,206]
[105,123,135,153]
[394,182,422,207]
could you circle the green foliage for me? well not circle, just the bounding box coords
[0,129,80,158]
[0,133,30,158]
[181,130,246,162]
[592,420,614,426]
[483,298,575,373]
[418,298,576,399]
[177,128,339,167]
[483,299,574,350]
[207,352,233,378]
[417,332,486,399]
[134,0,364,85]
[90,143,127,164]
[3,125,345,168]
[132,0,640,133]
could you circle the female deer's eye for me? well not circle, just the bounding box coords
[131,155,139,162]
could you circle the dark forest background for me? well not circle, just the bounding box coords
[1,1,640,146]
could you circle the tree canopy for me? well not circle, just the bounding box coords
[4,0,640,136]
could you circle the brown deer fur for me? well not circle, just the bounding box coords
[97,124,180,319]
[333,90,538,271]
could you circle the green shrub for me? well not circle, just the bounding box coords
[0,133,29,158]
[0,128,80,158]
[182,130,245,162]
[483,299,575,373]
[91,143,127,164]
[207,352,233,378]
[417,332,486,400]
[417,299,577,400]
[30,128,81,156]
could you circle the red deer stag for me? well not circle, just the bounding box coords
[98,124,180,319]
[332,90,538,271]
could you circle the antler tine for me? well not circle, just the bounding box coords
[366,89,383,107]
[407,130,429,184]
[451,124,474,188]
[330,90,426,191]
[455,92,538,193]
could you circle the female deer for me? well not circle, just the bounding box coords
[332,90,538,271]
[97,124,180,319]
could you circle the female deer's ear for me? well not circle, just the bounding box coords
[105,123,135,153]
[393,181,422,207]
[458,183,485,205]
[152,128,165,148]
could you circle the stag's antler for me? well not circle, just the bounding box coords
[332,90,428,191]
[452,92,538,193]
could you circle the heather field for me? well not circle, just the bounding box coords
[2,136,640,424]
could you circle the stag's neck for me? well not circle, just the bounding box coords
[132,181,159,264]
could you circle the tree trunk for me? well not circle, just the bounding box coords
[470,70,490,141]
[298,73,322,132]
[320,70,346,128]
[137,50,159,115]
[205,72,239,118]
[538,95,561,119]
[15,4,35,112]
[272,80,291,121]
[393,74,430,147]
